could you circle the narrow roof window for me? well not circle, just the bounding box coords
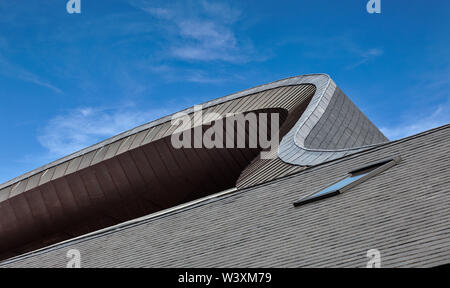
[293,156,401,207]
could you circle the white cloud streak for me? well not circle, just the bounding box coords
[131,0,252,63]
[381,102,450,140]
[288,34,384,70]
[0,54,62,94]
[147,64,229,83]
[346,48,384,69]
[37,105,170,157]
[381,67,450,140]
[171,19,240,62]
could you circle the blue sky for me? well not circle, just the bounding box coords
[0,0,449,183]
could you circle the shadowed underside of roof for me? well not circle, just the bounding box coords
[0,74,389,261]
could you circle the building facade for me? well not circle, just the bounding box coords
[0,75,448,267]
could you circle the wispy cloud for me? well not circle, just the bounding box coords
[0,54,62,94]
[142,7,173,19]
[380,103,450,140]
[0,23,62,94]
[131,0,254,63]
[346,48,384,69]
[380,66,450,140]
[14,69,62,94]
[286,34,384,70]
[147,64,229,83]
[37,105,170,157]
[200,0,241,24]
[171,19,239,62]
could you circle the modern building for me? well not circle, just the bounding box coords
[0,74,448,267]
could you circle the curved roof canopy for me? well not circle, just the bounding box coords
[0,74,388,260]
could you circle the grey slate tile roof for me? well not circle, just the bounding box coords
[2,124,449,268]
[304,86,387,150]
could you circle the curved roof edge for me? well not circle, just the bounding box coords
[0,73,388,190]
[277,75,388,166]
[0,74,325,189]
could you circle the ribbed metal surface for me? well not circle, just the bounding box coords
[278,77,389,166]
[0,85,315,201]
[304,87,387,150]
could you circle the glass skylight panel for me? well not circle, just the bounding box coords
[312,172,368,197]
[293,157,401,207]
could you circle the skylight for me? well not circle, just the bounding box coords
[293,156,401,207]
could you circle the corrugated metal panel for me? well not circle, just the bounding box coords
[9,180,27,198]
[116,134,136,155]
[39,167,55,185]
[65,157,82,175]
[128,129,149,150]
[0,187,11,202]
[103,141,122,160]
